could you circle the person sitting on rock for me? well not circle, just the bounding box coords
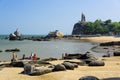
[11,52,18,62]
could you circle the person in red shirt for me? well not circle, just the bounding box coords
[33,54,37,60]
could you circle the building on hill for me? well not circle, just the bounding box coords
[72,13,86,35]
[46,30,63,38]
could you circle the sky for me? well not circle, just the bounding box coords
[0,0,120,35]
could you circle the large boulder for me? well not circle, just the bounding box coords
[29,68,52,76]
[113,52,120,56]
[64,60,86,66]
[79,76,99,80]
[10,61,25,67]
[88,60,105,66]
[24,64,35,74]
[84,59,95,64]
[64,54,81,59]
[62,62,74,70]
[80,52,96,60]
[28,61,51,67]
[53,64,66,71]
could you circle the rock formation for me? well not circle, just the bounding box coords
[9,29,22,40]
[72,13,86,35]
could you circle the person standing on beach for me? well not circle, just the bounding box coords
[33,54,37,60]
[29,53,33,60]
[22,54,25,60]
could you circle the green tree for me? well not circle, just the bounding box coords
[84,22,95,34]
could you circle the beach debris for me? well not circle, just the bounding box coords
[79,76,99,80]
[53,64,66,71]
[5,48,20,52]
[88,60,105,66]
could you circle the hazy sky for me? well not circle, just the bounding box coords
[0,0,120,35]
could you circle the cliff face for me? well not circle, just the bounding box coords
[72,22,86,35]
[72,13,86,35]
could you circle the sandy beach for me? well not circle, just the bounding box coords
[0,57,120,80]
[0,36,120,80]
[80,36,120,43]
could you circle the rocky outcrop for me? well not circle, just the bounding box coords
[62,62,75,70]
[72,13,86,35]
[9,29,23,40]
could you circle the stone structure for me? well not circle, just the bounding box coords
[72,13,86,35]
[46,30,63,38]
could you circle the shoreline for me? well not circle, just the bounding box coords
[79,36,120,43]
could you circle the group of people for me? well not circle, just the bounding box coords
[11,52,37,62]
[28,53,37,60]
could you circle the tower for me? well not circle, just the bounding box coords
[81,13,86,23]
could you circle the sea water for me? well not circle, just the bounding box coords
[0,36,105,61]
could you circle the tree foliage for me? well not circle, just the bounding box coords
[83,19,120,35]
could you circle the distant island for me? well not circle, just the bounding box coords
[8,29,64,41]
[72,13,120,36]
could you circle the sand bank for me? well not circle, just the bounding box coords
[0,57,120,80]
[80,36,120,43]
